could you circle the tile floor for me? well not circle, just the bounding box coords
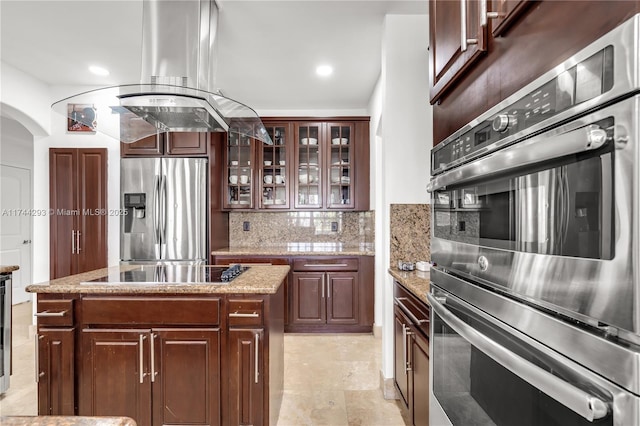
[1,302,409,425]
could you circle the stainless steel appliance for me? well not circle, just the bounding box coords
[427,14,640,426]
[0,274,11,394]
[121,157,208,262]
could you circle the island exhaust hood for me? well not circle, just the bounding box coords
[52,0,272,144]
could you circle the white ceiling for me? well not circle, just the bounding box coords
[1,0,427,112]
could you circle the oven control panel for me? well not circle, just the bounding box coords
[432,45,614,175]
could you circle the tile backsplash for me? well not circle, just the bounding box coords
[229,211,374,246]
[390,204,430,266]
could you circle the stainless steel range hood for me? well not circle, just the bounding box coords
[52,0,272,144]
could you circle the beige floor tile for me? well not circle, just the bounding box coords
[344,389,410,426]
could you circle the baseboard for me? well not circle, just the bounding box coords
[380,370,399,400]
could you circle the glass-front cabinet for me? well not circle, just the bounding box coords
[259,123,292,209]
[295,123,323,209]
[326,123,354,209]
[224,133,255,209]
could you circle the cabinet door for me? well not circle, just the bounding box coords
[121,134,163,156]
[79,329,152,425]
[49,149,77,279]
[259,122,291,209]
[294,123,323,209]
[152,329,221,426]
[410,329,430,426]
[165,132,209,156]
[326,272,358,325]
[393,308,410,409]
[326,123,355,209]
[228,328,264,426]
[429,0,487,103]
[225,134,256,209]
[76,149,107,274]
[37,328,75,415]
[291,272,326,324]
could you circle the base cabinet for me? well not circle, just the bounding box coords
[228,328,264,426]
[393,281,430,426]
[291,271,359,326]
[37,328,75,415]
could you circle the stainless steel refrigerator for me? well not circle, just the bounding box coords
[121,157,207,262]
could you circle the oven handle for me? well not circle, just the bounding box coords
[427,124,609,191]
[427,292,609,422]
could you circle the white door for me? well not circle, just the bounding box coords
[0,165,32,304]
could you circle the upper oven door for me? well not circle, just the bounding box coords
[429,95,639,342]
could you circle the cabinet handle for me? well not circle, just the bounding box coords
[35,310,67,317]
[480,0,499,26]
[460,0,468,52]
[76,230,81,253]
[394,297,429,325]
[321,274,325,298]
[402,324,407,373]
[35,334,42,383]
[303,263,349,267]
[326,275,331,299]
[406,328,414,372]
[229,311,260,318]
[71,230,76,254]
[139,334,146,384]
[150,333,157,382]
[254,333,259,384]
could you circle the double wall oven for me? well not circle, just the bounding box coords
[427,15,640,426]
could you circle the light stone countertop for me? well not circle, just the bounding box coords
[0,417,136,426]
[212,243,375,257]
[388,267,430,305]
[0,265,20,273]
[25,264,289,295]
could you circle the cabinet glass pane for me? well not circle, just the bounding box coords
[328,125,353,207]
[297,125,322,207]
[262,125,288,207]
[227,134,253,207]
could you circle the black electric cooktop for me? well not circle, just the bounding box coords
[85,264,249,285]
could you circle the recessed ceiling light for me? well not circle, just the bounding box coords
[316,65,333,77]
[89,65,110,76]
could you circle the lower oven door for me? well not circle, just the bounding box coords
[427,285,639,426]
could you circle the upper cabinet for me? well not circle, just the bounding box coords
[121,132,209,157]
[429,0,488,104]
[223,117,370,212]
[428,0,536,105]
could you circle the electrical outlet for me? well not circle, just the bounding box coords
[243,221,250,231]
[331,221,338,232]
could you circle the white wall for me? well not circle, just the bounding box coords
[369,14,431,385]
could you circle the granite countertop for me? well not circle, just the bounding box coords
[388,267,430,305]
[25,264,289,295]
[0,265,20,273]
[212,243,375,257]
[0,417,136,426]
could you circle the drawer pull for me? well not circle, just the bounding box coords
[394,297,429,325]
[303,263,349,267]
[229,311,260,318]
[35,310,67,317]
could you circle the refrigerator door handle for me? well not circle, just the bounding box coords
[160,174,167,256]
[153,174,161,258]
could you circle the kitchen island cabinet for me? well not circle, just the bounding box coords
[27,265,287,426]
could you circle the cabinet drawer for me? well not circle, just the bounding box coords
[36,299,74,326]
[81,297,220,325]
[228,299,264,326]
[293,258,358,272]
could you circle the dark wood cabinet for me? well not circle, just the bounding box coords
[393,281,430,426]
[429,0,487,104]
[121,132,208,157]
[49,148,107,279]
[37,328,75,415]
[430,0,638,144]
[228,328,264,426]
[289,257,371,332]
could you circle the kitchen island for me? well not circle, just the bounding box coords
[26,264,288,426]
